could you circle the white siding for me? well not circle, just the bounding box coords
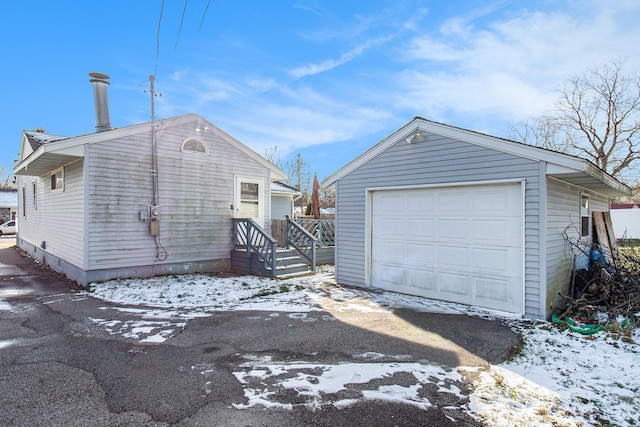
[271,195,293,220]
[611,208,640,238]
[86,117,271,270]
[17,160,85,268]
[335,133,543,318]
[20,137,35,160]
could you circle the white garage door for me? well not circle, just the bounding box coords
[371,182,523,313]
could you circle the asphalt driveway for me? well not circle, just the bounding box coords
[0,239,521,426]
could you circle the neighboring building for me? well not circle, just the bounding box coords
[322,117,631,320]
[610,204,640,239]
[271,181,301,220]
[14,74,287,285]
[0,188,17,223]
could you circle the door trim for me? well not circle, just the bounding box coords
[234,175,265,228]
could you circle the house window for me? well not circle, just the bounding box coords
[240,182,260,219]
[32,181,37,209]
[21,186,26,218]
[181,137,208,154]
[580,194,590,237]
[51,168,64,192]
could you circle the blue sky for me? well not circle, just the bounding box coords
[2,0,639,185]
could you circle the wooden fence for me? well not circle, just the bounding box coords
[271,218,335,265]
[271,219,335,247]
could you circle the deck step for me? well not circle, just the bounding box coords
[273,262,310,277]
[230,246,315,278]
[276,270,316,280]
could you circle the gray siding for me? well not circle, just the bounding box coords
[271,194,293,220]
[86,117,271,271]
[545,178,609,317]
[17,160,85,268]
[335,133,543,318]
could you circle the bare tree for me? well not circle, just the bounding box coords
[263,145,283,168]
[262,147,312,205]
[0,167,15,190]
[320,188,335,208]
[511,60,640,182]
[285,153,311,206]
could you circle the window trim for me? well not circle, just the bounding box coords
[580,194,590,237]
[51,167,64,192]
[234,175,265,226]
[32,181,37,210]
[180,137,209,155]
[21,186,26,218]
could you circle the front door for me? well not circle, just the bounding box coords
[234,176,265,227]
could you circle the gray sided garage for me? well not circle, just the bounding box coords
[322,118,630,319]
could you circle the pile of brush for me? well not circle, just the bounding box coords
[557,247,640,326]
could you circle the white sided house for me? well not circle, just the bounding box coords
[14,75,288,285]
[322,117,631,320]
[610,204,640,239]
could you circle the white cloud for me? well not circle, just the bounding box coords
[150,0,640,169]
[398,1,640,124]
[289,35,394,78]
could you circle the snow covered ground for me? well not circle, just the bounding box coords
[83,266,640,426]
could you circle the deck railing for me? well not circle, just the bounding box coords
[232,218,277,276]
[296,219,335,246]
[285,218,317,271]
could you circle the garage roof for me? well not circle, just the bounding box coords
[321,117,631,197]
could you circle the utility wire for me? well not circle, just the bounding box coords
[198,0,212,32]
[175,0,189,50]
[154,0,165,76]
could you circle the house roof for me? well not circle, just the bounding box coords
[321,117,631,197]
[14,114,288,182]
[24,131,68,150]
[611,203,640,209]
[271,181,301,196]
[0,189,17,208]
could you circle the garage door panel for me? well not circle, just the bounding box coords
[378,218,404,236]
[374,193,405,212]
[437,191,469,212]
[437,272,470,297]
[474,278,514,311]
[437,245,469,269]
[470,247,510,273]
[437,219,469,240]
[405,267,437,290]
[405,243,435,267]
[373,242,405,263]
[472,190,511,213]
[371,182,524,314]
[373,263,405,286]
[407,193,435,213]
[407,218,435,238]
[472,219,510,244]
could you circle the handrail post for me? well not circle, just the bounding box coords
[270,239,277,275]
[318,220,324,246]
[311,239,316,272]
[285,215,290,249]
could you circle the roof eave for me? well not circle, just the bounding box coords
[546,160,632,197]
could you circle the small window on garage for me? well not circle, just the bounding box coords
[51,167,64,192]
[181,137,208,154]
[580,194,590,237]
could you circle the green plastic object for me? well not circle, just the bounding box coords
[551,312,605,335]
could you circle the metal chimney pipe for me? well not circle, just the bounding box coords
[89,72,112,132]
